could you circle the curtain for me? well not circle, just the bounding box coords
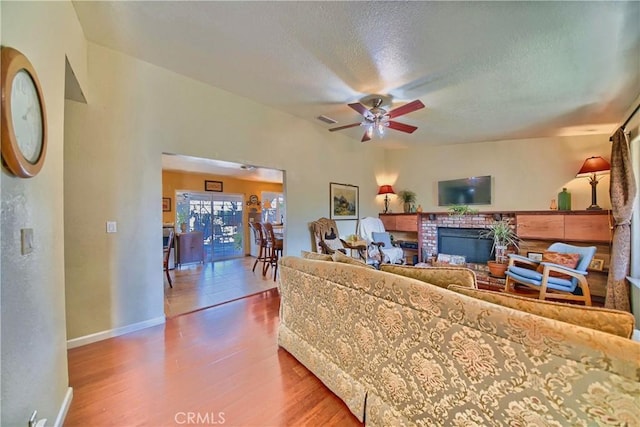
[606,127,637,311]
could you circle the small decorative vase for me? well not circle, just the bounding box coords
[416,204,423,213]
[180,223,187,233]
[550,198,557,210]
[403,202,411,213]
[558,188,571,211]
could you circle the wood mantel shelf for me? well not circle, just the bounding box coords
[416,210,612,216]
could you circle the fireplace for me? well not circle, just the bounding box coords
[437,227,493,264]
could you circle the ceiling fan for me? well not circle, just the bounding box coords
[329,97,425,142]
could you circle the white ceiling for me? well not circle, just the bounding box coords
[74,1,640,171]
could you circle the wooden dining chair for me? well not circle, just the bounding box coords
[164,229,175,288]
[249,222,268,273]
[262,222,283,281]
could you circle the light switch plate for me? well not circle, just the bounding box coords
[106,221,117,233]
[21,228,34,255]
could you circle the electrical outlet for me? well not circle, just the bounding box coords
[106,221,117,233]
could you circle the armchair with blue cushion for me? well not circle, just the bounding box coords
[504,242,597,306]
[357,217,405,267]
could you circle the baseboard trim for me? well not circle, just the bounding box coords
[67,316,166,349]
[53,387,73,427]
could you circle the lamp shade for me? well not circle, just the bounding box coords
[377,185,395,195]
[576,156,610,177]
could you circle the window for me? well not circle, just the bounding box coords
[175,191,244,261]
[261,192,285,224]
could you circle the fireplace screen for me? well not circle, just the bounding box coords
[437,227,493,264]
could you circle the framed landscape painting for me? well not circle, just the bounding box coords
[330,182,359,220]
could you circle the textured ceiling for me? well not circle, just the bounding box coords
[73,1,640,151]
[162,154,284,183]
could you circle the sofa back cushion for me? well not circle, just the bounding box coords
[448,285,635,338]
[332,250,375,269]
[380,264,477,289]
[301,250,333,261]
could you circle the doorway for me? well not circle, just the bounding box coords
[175,191,244,262]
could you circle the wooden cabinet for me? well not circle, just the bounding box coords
[516,215,565,239]
[379,214,418,232]
[379,214,419,265]
[515,212,611,243]
[564,215,611,242]
[379,214,396,231]
[177,231,204,265]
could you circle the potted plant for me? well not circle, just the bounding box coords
[397,190,417,213]
[447,204,479,217]
[177,211,189,233]
[479,219,519,277]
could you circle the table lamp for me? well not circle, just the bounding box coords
[576,156,610,210]
[378,185,395,214]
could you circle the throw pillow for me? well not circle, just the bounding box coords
[371,231,392,248]
[536,251,580,279]
[300,251,333,261]
[447,285,635,338]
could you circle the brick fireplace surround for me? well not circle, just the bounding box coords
[420,212,517,289]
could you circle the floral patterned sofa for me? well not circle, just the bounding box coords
[277,255,640,426]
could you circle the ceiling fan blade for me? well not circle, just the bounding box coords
[388,121,418,134]
[329,122,361,132]
[361,131,371,142]
[387,100,425,119]
[348,102,375,120]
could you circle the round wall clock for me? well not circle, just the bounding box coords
[1,47,47,178]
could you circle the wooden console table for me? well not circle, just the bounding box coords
[176,231,204,266]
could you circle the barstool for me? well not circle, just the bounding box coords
[249,222,268,273]
[262,222,283,281]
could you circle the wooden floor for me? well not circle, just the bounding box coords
[164,256,278,317]
[66,288,362,426]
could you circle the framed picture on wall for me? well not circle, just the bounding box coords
[204,180,223,192]
[330,182,359,220]
[162,197,171,212]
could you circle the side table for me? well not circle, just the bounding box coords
[340,239,367,259]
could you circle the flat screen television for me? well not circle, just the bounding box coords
[438,176,492,206]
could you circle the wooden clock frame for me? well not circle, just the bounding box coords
[1,46,48,178]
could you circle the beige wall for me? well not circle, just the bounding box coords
[162,170,283,253]
[1,1,87,425]
[384,134,613,213]
[64,41,385,341]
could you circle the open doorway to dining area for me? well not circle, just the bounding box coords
[162,153,285,317]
